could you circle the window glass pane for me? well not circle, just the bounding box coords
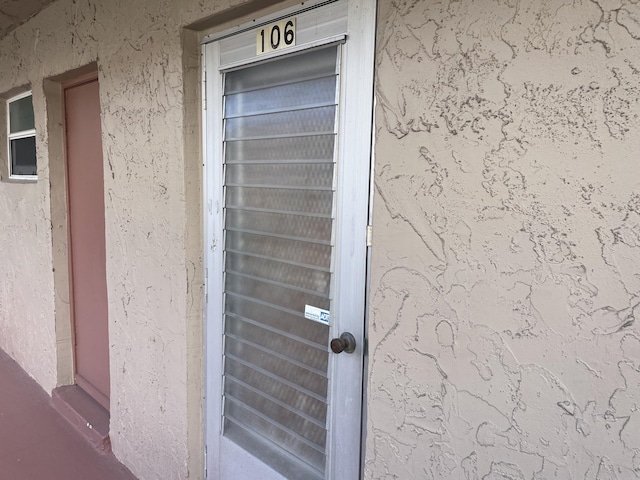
[222,46,338,480]
[10,136,37,176]
[9,95,35,133]
[224,46,338,94]
[225,77,336,118]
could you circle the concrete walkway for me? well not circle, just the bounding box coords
[0,348,137,480]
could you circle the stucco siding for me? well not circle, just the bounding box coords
[0,52,57,394]
[367,0,640,478]
[0,0,219,477]
[2,0,640,478]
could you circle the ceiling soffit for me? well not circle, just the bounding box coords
[0,0,58,39]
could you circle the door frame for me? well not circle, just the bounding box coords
[45,63,99,390]
[202,0,376,477]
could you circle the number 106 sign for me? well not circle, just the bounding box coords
[256,18,296,55]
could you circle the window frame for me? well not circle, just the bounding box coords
[7,90,37,180]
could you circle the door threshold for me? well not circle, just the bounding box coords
[52,385,111,453]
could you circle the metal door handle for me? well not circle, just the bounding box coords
[330,332,356,354]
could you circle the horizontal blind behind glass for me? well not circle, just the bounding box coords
[222,46,338,479]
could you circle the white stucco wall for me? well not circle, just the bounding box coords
[368,0,640,478]
[0,0,223,477]
[2,0,640,478]
[0,96,57,395]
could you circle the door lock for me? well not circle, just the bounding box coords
[330,332,356,354]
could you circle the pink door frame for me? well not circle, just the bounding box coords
[64,74,110,410]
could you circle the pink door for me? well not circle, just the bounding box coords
[65,78,110,410]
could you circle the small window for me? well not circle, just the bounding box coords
[7,92,36,178]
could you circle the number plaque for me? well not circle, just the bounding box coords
[256,17,296,55]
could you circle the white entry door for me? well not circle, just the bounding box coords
[204,1,375,478]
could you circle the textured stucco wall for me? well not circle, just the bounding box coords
[0,0,242,477]
[4,0,640,478]
[0,85,57,392]
[367,0,640,478]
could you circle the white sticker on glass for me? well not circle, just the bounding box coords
[305,305,330,324]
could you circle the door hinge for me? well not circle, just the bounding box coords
[204,267,208,304]
[204,446,207,478]
[366,225,373,247]
[203,69,207,111]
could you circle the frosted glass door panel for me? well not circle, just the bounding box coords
[222,46,339,479]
